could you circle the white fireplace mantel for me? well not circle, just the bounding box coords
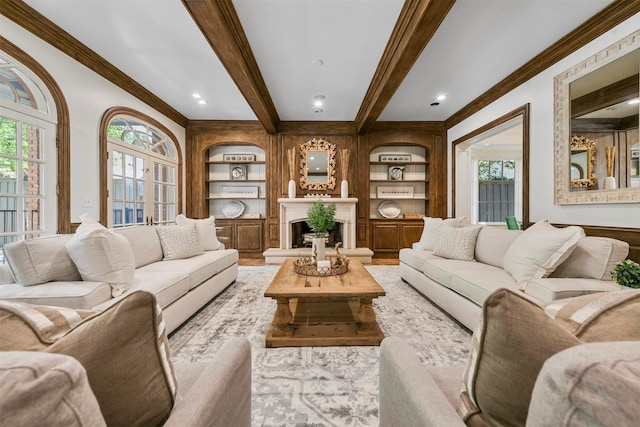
[278,197,358,250]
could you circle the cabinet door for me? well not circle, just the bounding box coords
[236,222,263,252]
[401,223,424,248]
[371,222,400,251]
[215,224,234,249]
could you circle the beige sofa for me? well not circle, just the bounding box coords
[0,224,239,334]
[399,219,628,330]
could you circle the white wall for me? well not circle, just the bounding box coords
[1,16,186,224]
[448,13,640,228]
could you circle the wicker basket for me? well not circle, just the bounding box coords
[293,255,349,276]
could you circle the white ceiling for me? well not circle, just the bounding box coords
[21,0,614,124]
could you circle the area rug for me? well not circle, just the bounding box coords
[169,266,472,426]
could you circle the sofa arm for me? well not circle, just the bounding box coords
[165,338,251,427]
[380,337,465,427]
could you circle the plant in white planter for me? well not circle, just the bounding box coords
[611,259,640,288]
[306,200,336,261]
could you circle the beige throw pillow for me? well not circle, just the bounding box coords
[156,223,205,260]
[415,217,464,251]
[503,219,584,288]
[65,214,135,297]
[433,225,481,261]
[550,236,629,280]
[175,214,222,250]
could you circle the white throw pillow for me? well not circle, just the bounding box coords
[503,220,585,289]
[65,214,135,297]
[433,225,482,261]
[155,224,204,260]
[415,217,464,251]
[175,214,222,251]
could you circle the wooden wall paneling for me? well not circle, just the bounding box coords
[356,134,370,248]
[266,134,280,248]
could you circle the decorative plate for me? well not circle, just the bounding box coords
[377,201,401,219]
[222,200,245,218]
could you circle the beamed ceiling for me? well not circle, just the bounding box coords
[2,0,639,133]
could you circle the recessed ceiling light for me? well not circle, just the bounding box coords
[628,98,640,105]
[198,100,207,105]
[436,94,447,101]
[192,93,201,99]
[314,100,324,107]
[312,59,324,66]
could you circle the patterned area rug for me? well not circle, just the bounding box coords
[169,266,472,426]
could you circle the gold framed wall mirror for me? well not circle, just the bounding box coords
[554,29,640,204]
[299,138,336,190]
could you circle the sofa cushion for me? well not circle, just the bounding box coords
[524,277,621,303]
[131,271,190,308]
[156,224,205,260]
[544,290,640,342]
[474,226,522,269]
[503,219,584,287]
[138,249,239,290]
[65,214,135,297]
[0,281,112,310]
[4,235,81,285]
[0,351,106,427]
[399,248,441,271]
[176,214,222,250]
[415,217,463,251]
[551,236,629,281]
[448,265,519,306]
[459,289,581,426]
[113,225,163,268]
[433,225,481,261]
[527,341,640,427]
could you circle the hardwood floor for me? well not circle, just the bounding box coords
[239,258,399,266]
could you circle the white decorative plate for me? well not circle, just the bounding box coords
[378,201,401,219]
[222,200,245,218]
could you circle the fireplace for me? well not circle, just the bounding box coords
[291,220,344,249]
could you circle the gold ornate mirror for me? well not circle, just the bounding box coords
[299,138,336,190]
[570,135,597,189]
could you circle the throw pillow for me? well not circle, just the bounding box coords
[156,223,205,260]
[433,225,481,261]
[543,290,640,342]
[415,217,464,251]
[175,214,222,250]
[0,292,178,426]
[527,341,640,427]
[550,236,629,280]
[65,214,135,297]
[0,351,106,427]
[503,219,584,288]
[3,235,81,286]
[459,288,581,426]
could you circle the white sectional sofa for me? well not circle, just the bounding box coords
[0,220,239,334]
[400,219,628,330]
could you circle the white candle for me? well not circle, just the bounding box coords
[317,260,331,273]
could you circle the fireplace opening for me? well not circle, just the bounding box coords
[291,220,344,249]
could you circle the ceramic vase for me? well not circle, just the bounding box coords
[604,176,617,190]
[288,180,296,198]
[312,236,326,261]
[341,180,348,198]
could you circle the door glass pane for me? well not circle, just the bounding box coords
[23,197,42,232]
[125,154,135,178]
[0,159,17,181]
[136,180,144,201]
[23,161,42,196]
[112,151,123,176]
[0,197,18,233]
[125,178,134,201]
[125,202,135,225]
[113,177,123,200]
[166,165,175,184]
[136,203,144,224]
[113,201,123,225]
[22,123,42,160]
[136,157,144,179]
[0,117,17,155]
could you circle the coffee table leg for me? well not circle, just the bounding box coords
[357,297,376,331]
[272,297,293,336]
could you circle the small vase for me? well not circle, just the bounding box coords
[288,180,296,198]
[312,236,326,261]
[604,176,617,190]
[340,180,348,198]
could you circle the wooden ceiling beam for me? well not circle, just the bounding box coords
[446,0,640,129]
[0,0,189,127]
[182,0,279,134]
[354,0,455,134]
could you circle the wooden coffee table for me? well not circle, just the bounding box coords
[264,258,385,347]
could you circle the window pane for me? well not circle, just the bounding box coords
[113,177,123,200]
[0,197,18,233]
[167,204,175,222]
[125,178,134,201]
[0,158,17,182]
[22,123,43,160]
[125,154,135,178]
[113,201,123,225]
[125,202,135,224]
[166,165,175,184]
[112,151,123,176]
[136,203,144,224]
[0,117,17,156]
[136,157,144,179]
[23,197,42,232]
[167,185,175,203]
[136,180,144,201]
[23,161,42,196]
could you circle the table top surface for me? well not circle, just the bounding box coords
[264,258,385,299]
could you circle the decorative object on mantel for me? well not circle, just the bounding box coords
[304,193,331,198]
[293,243,349,276]
[604,145,617,190]
[221,200,245,218]
[611,259,640,288]
[377,200,401,219]
[287,147,296,198]
[306,199,336,261]
[340,149,350,198]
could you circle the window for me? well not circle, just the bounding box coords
[0,52,57,262]
[106,115,178,227]
[477,160,515,222]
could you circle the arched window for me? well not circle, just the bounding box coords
[103,111,180,227]
[0,51,57,261]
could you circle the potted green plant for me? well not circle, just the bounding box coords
[611,259,640,288]
[306,200,336,261]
